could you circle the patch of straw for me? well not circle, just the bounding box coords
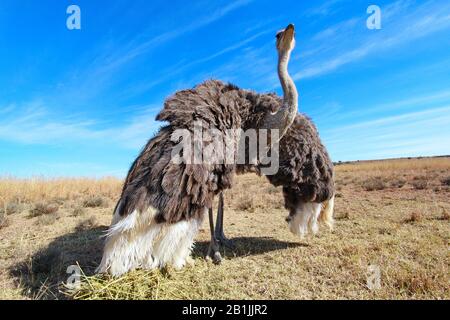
[66,264,213,300]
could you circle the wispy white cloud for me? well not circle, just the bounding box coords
[208,43,276,90]
[0,104,15,115]
[326,105,450,134]
[210,1,450,93]
[0,103,160,149]
[90,0,254,77]
[311,18,359,41]
[294,1,450,80]
[122,28,271,98]
[304,0,344,17]
[338,89,450,121]
[51,0,255,105]
[323,104,450,161]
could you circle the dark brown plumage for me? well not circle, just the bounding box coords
[270,114,335,209]
[236,112,334,210]
[98,24,300,275]
[115,80,281,224]
[208,113,334,262]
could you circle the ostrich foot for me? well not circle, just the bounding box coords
[206,239,223,264]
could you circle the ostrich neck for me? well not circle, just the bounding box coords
[278,51,298,109]
[261,50,298,138]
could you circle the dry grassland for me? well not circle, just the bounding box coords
[0,157,449,299]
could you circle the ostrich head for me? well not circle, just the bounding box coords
[276,23,296,54]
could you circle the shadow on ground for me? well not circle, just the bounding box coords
[193,236,307,259]
[9,225,108,300]
[10,229,302,299]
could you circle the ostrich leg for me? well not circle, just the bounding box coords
[214,192,235,248]
[206,208,222,264]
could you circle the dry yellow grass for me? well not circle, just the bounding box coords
[0,158,449,300]
[0,177,122,206]
[337,157,450,172]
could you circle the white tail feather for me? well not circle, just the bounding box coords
[288,194,335,237]
[97,206,204,276]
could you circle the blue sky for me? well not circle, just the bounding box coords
[1,0,450,177]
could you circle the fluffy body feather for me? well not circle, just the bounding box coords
[117,80,280,223]
[235,113,335,236]
[273,114,335,204]
[275,114,335,233]
[100,22,300,274]
[98,80,284,275]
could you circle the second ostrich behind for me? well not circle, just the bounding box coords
[208,100,335,262]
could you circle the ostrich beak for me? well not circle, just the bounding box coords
[284,24,295,40]
[277,23,295,52]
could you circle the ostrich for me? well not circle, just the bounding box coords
[207,106,335,263]
[97,24,298,276]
